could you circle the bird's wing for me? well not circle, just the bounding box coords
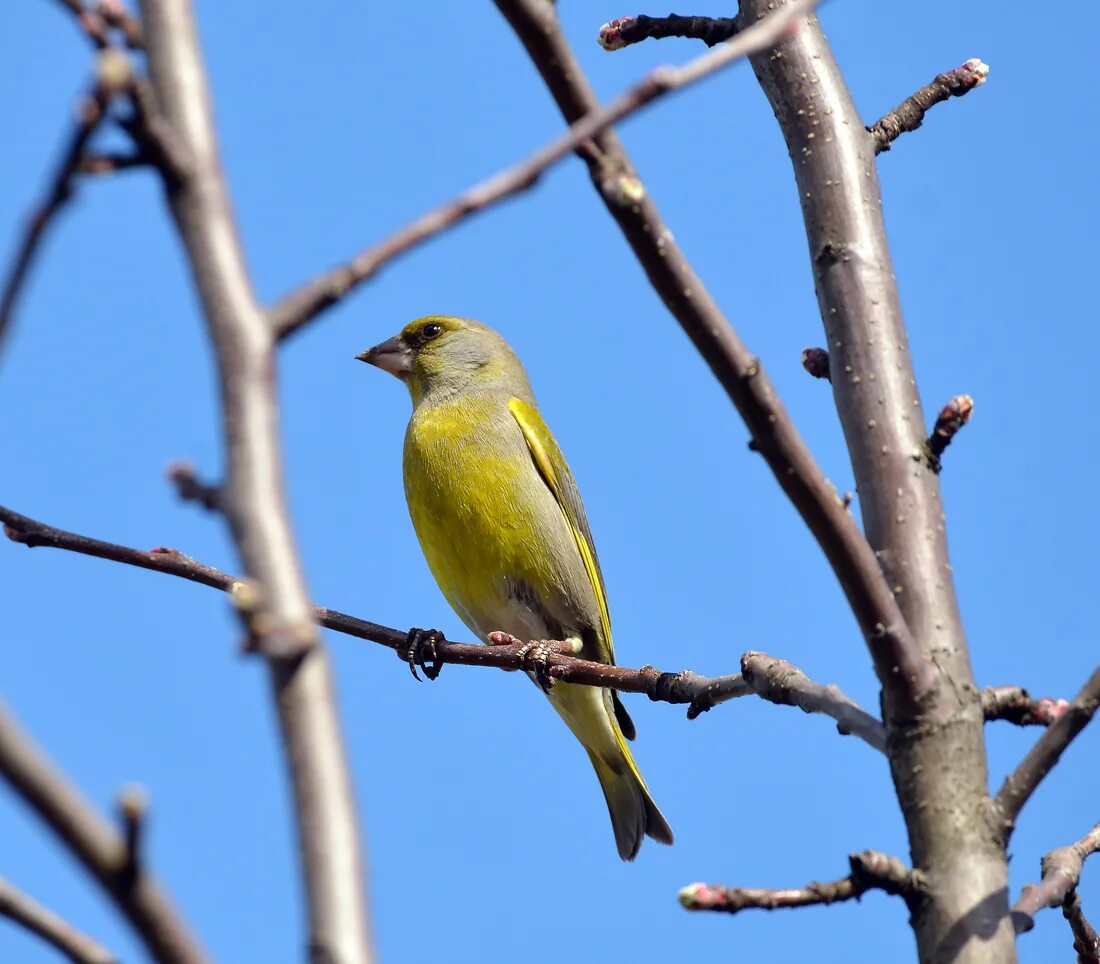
[508,397,614,664]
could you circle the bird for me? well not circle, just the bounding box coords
[357,315,673,860]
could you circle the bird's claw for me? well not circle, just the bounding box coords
[405,627,445,681]
[487,631,554,691]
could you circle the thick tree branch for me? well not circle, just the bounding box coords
[0,703,205,963]
[739,4,1009,960]
[868,59,989,155]
[680,850,922,914]
[598,14,738,51]
[0,876,116,964]
[268,0,815,339]
[492,0,929,713]
[134,1,372,959]
[1013,824,1100,933]
[1062,891,1100,964]
[0,55,130,366]
[993,668,1100,841]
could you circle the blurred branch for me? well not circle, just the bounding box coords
[0,56,129,366]
[0,876,116,964]
[52,0,143,49]
[680,850,923,914]
[869,59,989,154]
[268,0,815,339]
[1062,891,1100,964]
[492,0,929,713]
[982,686,1070,727]
[1013,823,1100,933]
[597,14,738,51]
[0,702,206,963]
[994,668,1100,841]
[134,0,372,959]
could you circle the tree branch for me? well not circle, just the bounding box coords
[133,1,372,958]
[0,876,116,964]
[0,702,205,962]
[1062,890,1100,964]
[981,686,1069,728]
[993,667,1100,840]
[268,0,816,339]
[679,850,923,914]
[921,394,974,473]
[1012,824,1100,933]
[868,59,989,155]
[492,0,930,713]
[597,14,738,51]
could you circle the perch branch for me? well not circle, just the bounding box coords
[0,702,205,962]
[869,59,989,154]
[268,0,815,339]
[1012,824,1100,933]
[680,850,922,914]
[492,0,929,711]
[0,876,116,964]
[598,14,738,51]
[1062,891,1100,964]
[135,0,372,958]
[994,667,1100,840]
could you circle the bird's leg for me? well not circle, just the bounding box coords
[487,631,558,693]
[404,627,446,681]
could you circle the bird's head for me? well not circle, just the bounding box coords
[356,315,529,404]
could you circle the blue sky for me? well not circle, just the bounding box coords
[2,1,1097,961]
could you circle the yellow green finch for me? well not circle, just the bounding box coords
[357,315,672,860]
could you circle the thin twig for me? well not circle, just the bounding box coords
[741,652,886,752]
[52,0,143,50]
[921,395,974,473]
[679,850,922,914]
[869,59,989,155]
[493,0,929,712]
[598,14,738,51]
[1013,824,1100,933]
[0,876,116,964]
[0,56,130,365]
[0,703,206,962]
[268,0,816,339]
[1063,891,1100,964]
[994,668,1100,841]
[136,0,373,958]
[982,686,1069,728]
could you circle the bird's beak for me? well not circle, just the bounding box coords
[356,335,413,379]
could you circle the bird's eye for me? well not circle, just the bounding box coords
[422,323,443,340]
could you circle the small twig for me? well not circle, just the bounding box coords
[0,702,206,963]
[868,59,989,154]
[921,394,974,473]
[994,668,1100,841]
[0,876,116,964]
[680,850,922,914]
[0,54,131,365]
[98,0,144,48]
[117,785,148,887]
[166,461,221,511]
[268,0,816,338]
[1063,890,1100,964]
[741,651,886,752]
[52,0,143,50]
[78,151,147,175]
[982,686,1070,727]
[1013,824,1100,933]
[598,14,738,51]
[800,347,830,381]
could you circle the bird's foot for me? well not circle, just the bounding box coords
[404,627,445,682]
[488,631,556,693]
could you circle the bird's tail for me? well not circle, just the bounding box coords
[549,681,673,861]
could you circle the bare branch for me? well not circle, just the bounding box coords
[982,686,1070,728]
[741,652,886,752]
[135,0,372,957]
[0,53,131,365]
[493,0,930,711]
[52,0,143,49]
[1013,824,1100,933]
[0,876,116,964]
[921,394,974,473]
[0,702,206,962]
[680,850,922,914]
[1063,891,1100,964]
[597,14,738,51]
[869,59,989,155]
[994,668,1100,840]
[268,0,816,339]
